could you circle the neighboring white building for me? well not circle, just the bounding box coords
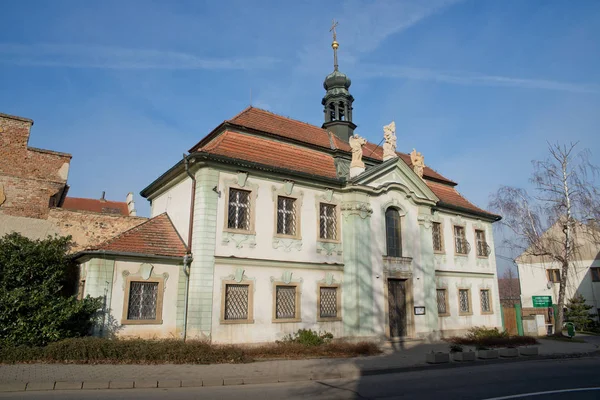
[517,221,600,315]
[76,36,503,344]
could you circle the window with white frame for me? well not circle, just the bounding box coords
[475,229,490,257]
[275,285,299,320]
[454,226,469,255]
[127,281,159,320]
[319,286,339,319]
[277,196,296,236]
[480,289,492,313]
[227,188,251,230]
[436,288,449,315]
[458,289,471,315]
[224,284,249,321]
[319,203,337,240]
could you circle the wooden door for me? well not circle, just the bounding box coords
[388,279,407,337]
[502,307,517,335]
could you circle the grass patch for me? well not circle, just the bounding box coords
[0,337,381,365]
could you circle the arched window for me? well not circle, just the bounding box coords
[385,208,402,257]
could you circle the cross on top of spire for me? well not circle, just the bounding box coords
[330,19,339,71]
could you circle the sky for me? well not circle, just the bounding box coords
[1,0,599,272]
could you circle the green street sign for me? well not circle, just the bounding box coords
[532,296,552,308]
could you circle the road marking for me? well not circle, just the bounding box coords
[482,387,600,399]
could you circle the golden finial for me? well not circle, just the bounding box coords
[330,19,339,71]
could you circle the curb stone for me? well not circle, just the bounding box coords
[3,351,599,393]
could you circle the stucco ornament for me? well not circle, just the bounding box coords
[140,263,154,280]
[0,184,5,207]
[316,241,343,256]
[382,121,398,161]
[222,232,257,248]
[237,171,249,187]
[272,238,303,252]
[410,148,425,178]
[341,201,373,220]
[349,134,367,168]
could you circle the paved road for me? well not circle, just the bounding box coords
[2,357,599,399]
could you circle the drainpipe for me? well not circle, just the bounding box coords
[182,154,196,342]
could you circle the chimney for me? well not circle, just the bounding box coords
[100,191,106,202]
[126,192,137,216]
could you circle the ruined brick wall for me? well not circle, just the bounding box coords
[0,113,71,218]
[48,208,147,252]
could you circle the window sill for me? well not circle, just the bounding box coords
[220,319,255,325]
[272,318,302,323]
[454,253,469,257]
[477,255,490,259]
[317,317,342,322]
[481,312,494,315]
[317,238,341,244]
[434,251,446,255]
[274,233,302,240]
[121,319,163,325]
[224,228,256,235]
[438,313,451,318]
[458,312,473,317]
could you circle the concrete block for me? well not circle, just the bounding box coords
[519,346,539,356]
[82,381,110,390]
[223,377,244,386]
[158,380,181,388]
[109,381,134,389]
[242,375,279,385]
[451,351,476,362]
[181,380,204,388]
[498,348,519,358]
[202,378,224,387]
[426,352,450,364]
[477,350,499,359]
[54,382,82,390]
[0,383,27,392]
[26,382,55,391]
[134,380,157,388]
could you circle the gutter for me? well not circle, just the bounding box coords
[182,154,197,342]
[435,202,502,222]
[71,250,184,262]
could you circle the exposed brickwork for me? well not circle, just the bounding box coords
[48,208,147,252]
[0,114,71,218]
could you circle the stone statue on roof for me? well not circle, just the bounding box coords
[382,121,397,161]
[410,148,424,178]
[349,134,366,169]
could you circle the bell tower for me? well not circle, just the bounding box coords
[322,20,356,142]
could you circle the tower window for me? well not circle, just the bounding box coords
[338,101,345,121]
[329,103,336,121]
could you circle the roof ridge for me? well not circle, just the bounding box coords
[65,196,126,203]
[234,106,330,134]
[227,105,253,122]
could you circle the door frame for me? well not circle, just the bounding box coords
[384,272,415,339]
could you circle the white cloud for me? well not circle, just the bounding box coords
[0,43,279,70]
[359,64,600,94]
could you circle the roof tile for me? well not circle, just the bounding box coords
[62,197,129,216]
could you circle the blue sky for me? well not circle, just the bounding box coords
[1,0,599,271]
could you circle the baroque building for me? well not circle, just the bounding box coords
[75,29,503,343]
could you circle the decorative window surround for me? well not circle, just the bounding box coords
[474,226,491,258]
[432,221,445,254]
[270,271,303,323]
[317,272,342,322]
[479,289,493,315]
[316,189,342,244]
[382,256,413,275]
[220,268,255,324]
[223,172,258,235]
[453,225,470,257]
[272,181,304,240]
[121,263,168,325]
[457,287,473,316]
[436,288,450,317]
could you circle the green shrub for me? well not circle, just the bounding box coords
[0,233,102,347]
[278,329,333,346]
[565,294,594,331]
[465,326,509,340]
[449,344,463,353]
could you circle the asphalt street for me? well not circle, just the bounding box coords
[1,356,599,399]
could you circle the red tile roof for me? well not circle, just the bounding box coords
[88,213,187,257]
[62,197,129,216]
[425,180,498,218]
[201,130,338,179]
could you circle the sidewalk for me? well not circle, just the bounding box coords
[0,337,598,392]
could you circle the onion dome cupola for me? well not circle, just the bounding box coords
[322,20,356,142]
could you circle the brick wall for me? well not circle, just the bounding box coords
[48,208,147,252]
[0,113,71,218]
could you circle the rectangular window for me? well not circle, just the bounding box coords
[476,229,489,257]
[547,269,561,283]
[277,196,296,236]
[275,285,298,320]
[127,281,158,320]
[454,226,469,255]
[591,267,600,282]
[224,284,249,320]
[319,203,337,240]
[459,289,471,315]
[436,289,448,315]
[319,287,338,318]
[480,289,492,313]
[227,188,251,230]
[432,222,443,252]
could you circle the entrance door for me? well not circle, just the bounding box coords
[388,279,407,337]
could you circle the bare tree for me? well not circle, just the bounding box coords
[498,267,520,307]
[490,142,599,335]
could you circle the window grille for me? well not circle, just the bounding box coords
[275,286,297,319]
[320,287,337,318]
[432,222,443,252]
[480,289,491,313]
[224,284,249,320]
[228,189,251,230]
[476,229,490,257]
[454,226,470,255]
[319,203,337,240]
[385,208,402,257]
[127,281,158,320]
[436,289,447,315]
[459,289,470,313]
[277,196,296,235]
